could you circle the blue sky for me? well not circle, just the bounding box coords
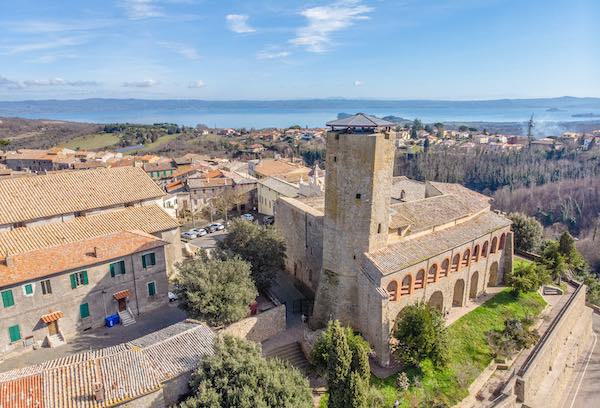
[0,0,598,100]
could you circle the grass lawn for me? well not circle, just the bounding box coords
[60,133,119,150]
[320,289,546,407]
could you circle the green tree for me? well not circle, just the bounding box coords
[174,253,257,326]
[410,119,423,139]
[327,321,353,408]
[0,139,10,148]
[181,336,312,408]
[219,219,286,291]
[507,262,550,295]
[541,241,568,280]
[393,303,448,368]
[211,189,246,223]
[558,232,576,259]
[509,212,544,252]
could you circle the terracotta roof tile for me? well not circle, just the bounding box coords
[41,311,64,323]
[0,167,165,225]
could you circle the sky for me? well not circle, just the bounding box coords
[0,0,598,101]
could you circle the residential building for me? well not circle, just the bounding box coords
[258,176,299,216]
[0,230,168,355]
[248,158,311,183]
[143,162,175,181]
[0,321,215,407]
[275,114,513,366]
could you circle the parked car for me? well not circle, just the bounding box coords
[168,291,178,302]
[191,228,208,237]
[241,213,255,222]
[205,224,218,233]
[210,222,225,231]
[263,215,274,225]
[181,231,197,240]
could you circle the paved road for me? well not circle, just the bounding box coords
[188,229,228,249]
[564,311,600,408]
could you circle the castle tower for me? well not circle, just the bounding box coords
[311,114,396,328]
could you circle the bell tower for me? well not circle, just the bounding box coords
[311,114,396,328]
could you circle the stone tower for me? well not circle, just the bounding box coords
[311,114,396,328]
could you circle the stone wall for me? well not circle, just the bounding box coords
[275,197,323,293]
[515,283,593,407]
[222,304,286,343]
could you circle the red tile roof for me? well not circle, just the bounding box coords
[40,311,64,323]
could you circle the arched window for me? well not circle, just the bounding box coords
[491,237,498,254]
[482,241,489,258]
[400,275,413,296]
[462,249,471,267]
[499,233,506,250]
[472,245,480,262]
[451,254,461,272]
[400,190,406,201]
[427,265,438,284]
[415,269,425,289]
[440,258,450,278]
[387,281,398,301]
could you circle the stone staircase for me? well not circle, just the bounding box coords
[265,342,310,372]
[118,309,136,326]
[45,332,66,348]
[543,285,564,295]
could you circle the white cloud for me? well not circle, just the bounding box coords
[158,41,200,60]
[0,76,21,89]
[2,19,112,34]
[3,36,84,55]
[121,0,164,20]
[0,75,99,88]
[257,49,291,60]
[188,80,205,88]
[354,80,364,86]
[291,0,372,53]
[226,14,255,33]
[122,79,160,87]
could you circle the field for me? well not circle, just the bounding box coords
[320,289,546,407]
[60,133,120,150]
[121,134,179,154]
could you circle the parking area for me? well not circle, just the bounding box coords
[0,303,186,373]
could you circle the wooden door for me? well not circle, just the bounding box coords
[118,298,127,312]
[48,321,58,336]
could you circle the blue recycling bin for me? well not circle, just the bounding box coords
[105,314,120,327]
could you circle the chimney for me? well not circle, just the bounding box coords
[93,382,105,402]
[5,254,14,267]
[93,247,101,258]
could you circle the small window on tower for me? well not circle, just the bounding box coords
[385,133,390,140]
[335,134,339,140]
[333,156,337,162]
[356,193,361,199]
[377,223,382,233]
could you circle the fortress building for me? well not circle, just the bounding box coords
[275,114,513,365]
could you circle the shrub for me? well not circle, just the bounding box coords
[507,262,550,295]
[509,212,544,252]
[393,303,448,368]
[487,317,539,359]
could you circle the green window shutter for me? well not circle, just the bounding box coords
[150,253,156,266]
[110,263,116,277]
[24,284,33,295]
[80,303,90,319]
[2,290,14,308]
[147,282,156,296]
[142,254,147,268]
[8,325,21,343]
[70,273,78,289]
[81,271,89,285]
[120,261,126,274]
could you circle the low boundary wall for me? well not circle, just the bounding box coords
[221,304,286,343]
[514,282,592,406]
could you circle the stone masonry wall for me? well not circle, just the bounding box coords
[222,304,286,343]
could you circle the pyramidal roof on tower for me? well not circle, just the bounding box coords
[326,113,395,129]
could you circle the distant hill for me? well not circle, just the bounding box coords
[0,117,102,149]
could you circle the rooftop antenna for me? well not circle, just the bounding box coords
[527,114,535,147]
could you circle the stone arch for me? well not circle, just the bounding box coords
[469,271,479,299]
[499,233,506,250]
[451,253,461,272]
[387,281,398,301]
[472,245,480,262]
[429,291,444,313]
[462,249,471,267]
[400,274,413,296]
[482,241,489,257]
[488,262,499,287]
[427,264,438,284]
[491,237,498,254]
[414,269,425,289]
[440,258,450,278]
[453,279,465,307]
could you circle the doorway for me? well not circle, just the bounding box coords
[118,298,127,312]
[48,321,59,336]
[453,279,465,307]
[469,272,479,299]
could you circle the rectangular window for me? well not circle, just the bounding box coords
[80,303,90,319]
[1,290,15,308]
[8,325,21,343]
[147,281,156,297]
[23,284,34,296]
[109,260,126,277]
[142,253,156,268]
[41,279,52,295]
[70,271,89,289]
